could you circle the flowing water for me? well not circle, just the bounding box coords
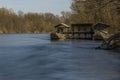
[0,34,120,80]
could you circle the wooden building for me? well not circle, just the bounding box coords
[93,23,110,40]
[93,23,110,31]
[50,23,70,40]
[55,23,70,34]
[71,24,94,39]
[51,23,111,40]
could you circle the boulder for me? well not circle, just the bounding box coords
[98,32,120,50]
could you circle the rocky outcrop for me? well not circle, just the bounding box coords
[93,23,110,40]
[98,32,120,50]
[50,33,67,40]
[93,30,110,40]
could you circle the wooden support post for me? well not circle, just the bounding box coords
[72,27,74,39]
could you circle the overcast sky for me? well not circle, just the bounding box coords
[0,0,71,15]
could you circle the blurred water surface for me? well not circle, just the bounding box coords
[0,34,120,80]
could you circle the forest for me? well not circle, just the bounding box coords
[0,0,119,33]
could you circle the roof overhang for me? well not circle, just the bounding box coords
[55,23,70,28]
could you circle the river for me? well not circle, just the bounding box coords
[0,34,120,80]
